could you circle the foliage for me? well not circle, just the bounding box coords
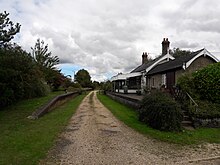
[177,73,195,96]
[170,48,191,58]
[71,82,82,89]
[31,39,59,69]
[75,69,92,88]
[0,12,73,108]
[0,92,86,165]
[100,80,112,92]
[0,11,21,46]
[0,45,49,108]
[189,100,220,119]
[31,39,65,90]
[193,63,220,103]
[92,81,100,89]
[177,63,220,119]
[98,94,220,144]
[138,91,183,132]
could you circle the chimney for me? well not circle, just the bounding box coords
[162,38,170,55]
[142,52,148,64]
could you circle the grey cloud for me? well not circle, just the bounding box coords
[173,40,199,49]
[3,0,220,81]
[161,0,220,34]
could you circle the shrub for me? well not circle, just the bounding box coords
[138,91,183,132]
[177,73,195,96]
[177,64,220,119]
[0,46,49,109]
[189,100,220,119]
[192,63,220,103]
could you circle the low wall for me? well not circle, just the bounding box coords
[106,92,141,109]
[28,92,79,119]
[193,117,220,128]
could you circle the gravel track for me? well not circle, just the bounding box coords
[40,91,220,165]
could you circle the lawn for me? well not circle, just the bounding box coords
[0,92,87,165]
[97,94,220,145]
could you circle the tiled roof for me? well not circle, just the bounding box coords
[131,61,154,73]
[131,55,163,73]
[147,49,204,75]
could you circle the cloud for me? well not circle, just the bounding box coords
[1,0,220,81]
[172,40,199,49]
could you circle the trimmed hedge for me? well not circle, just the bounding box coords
[138,91,183,132]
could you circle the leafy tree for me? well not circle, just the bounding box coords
[31,39,59,69]
[170,48,191,58]
[31,39,61,90]
[0,11,21,46]
[92,81,100,89]
[100,80,112,92]
[75,69,92,88]
[0,44,49,108]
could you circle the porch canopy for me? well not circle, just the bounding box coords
[110,72,142,82]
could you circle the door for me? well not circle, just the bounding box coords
[166,71,175,89]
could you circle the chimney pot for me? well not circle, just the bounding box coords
[142,52,148,64]
[162,38,170,55]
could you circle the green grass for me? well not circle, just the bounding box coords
[0,92,87,165]
[97,94,220,145]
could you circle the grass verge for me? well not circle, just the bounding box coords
[97,94,220,145]
[0,92,87,165]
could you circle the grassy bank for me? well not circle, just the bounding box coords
[97,94,220,145]
[0,92,87,165]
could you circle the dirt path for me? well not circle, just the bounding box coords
[40,91,220,165]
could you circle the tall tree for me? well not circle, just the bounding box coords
[170,48,191,58]
[31,39,59,69]
[75,69,92,88]
[31,39,61,90]
[0,11,21,46]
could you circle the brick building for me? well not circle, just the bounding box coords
[111,38,219,94]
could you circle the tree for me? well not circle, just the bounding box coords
[0,11,21,46]
[170,48,191,58]
[31,39,59,69]
[75,69,92,88]
[31,39,61,90]
[92,81,100,89]
[0,44,49,108]
[100,80,112,92]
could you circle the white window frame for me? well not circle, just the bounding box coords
[161,74,166,87]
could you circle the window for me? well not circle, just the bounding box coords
[162,74,166,87]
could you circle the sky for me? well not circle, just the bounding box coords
[1,0,220,82]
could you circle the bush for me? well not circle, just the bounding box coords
[0,46,49,109]
[138,91,183,132]
[177,63,220,119]
[193,63,220,103]
[189,100,220,119]
[177,73,195,96]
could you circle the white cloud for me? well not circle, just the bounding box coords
[1,0,220,81]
